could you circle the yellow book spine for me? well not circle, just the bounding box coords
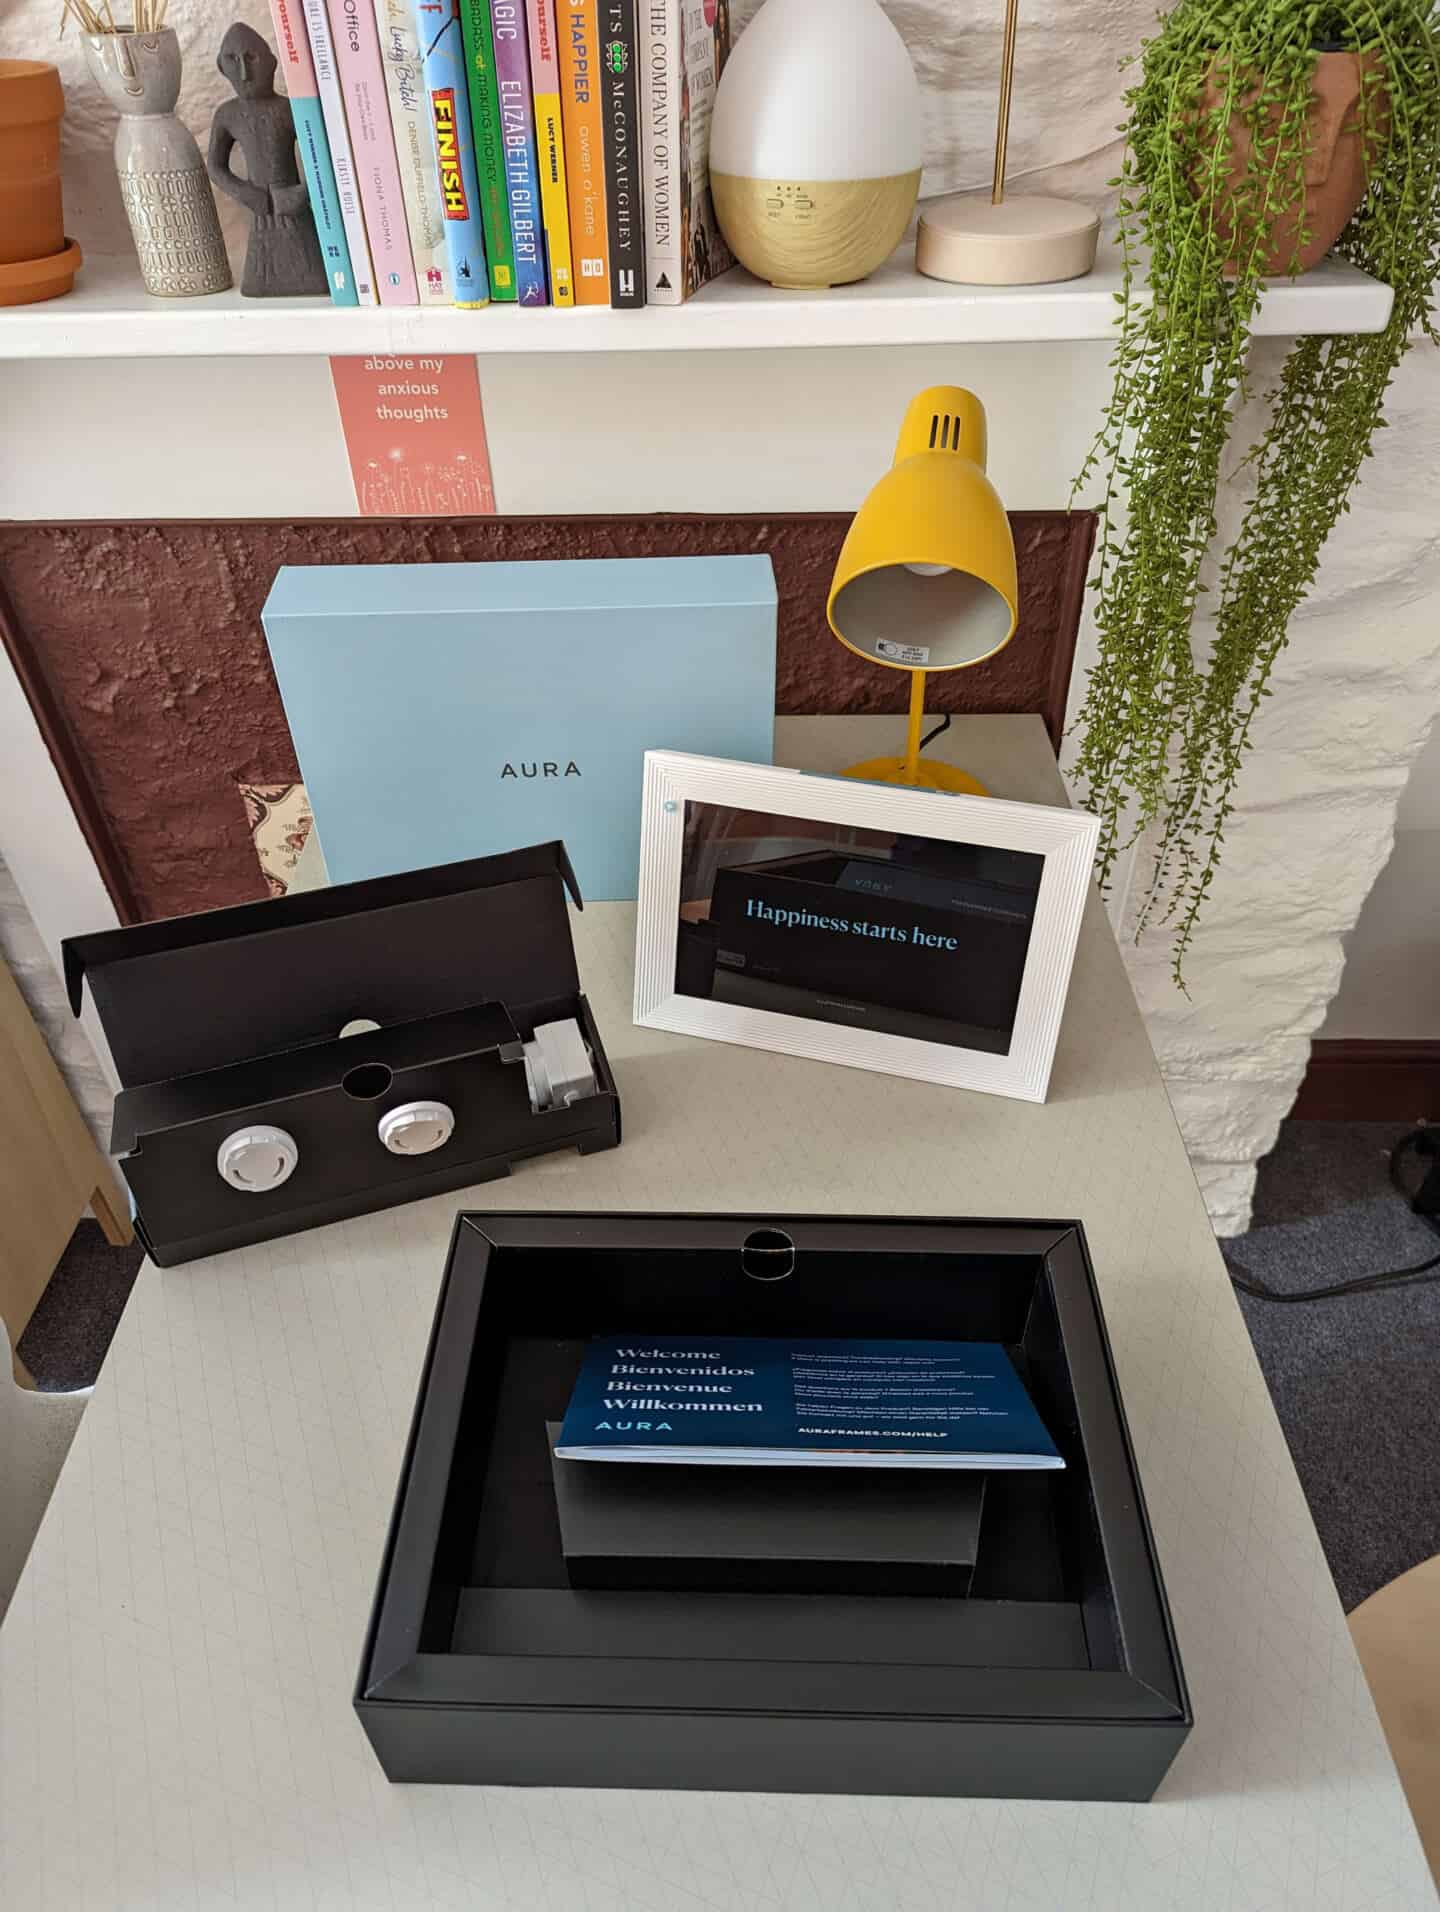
[534,86,576,305]
[526,0,576,306]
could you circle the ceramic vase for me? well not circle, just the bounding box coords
[1200,49,1389,276]
[709,0,923,290]
[0,60,82,306]
[82,28,231,298]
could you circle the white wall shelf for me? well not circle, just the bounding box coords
[0,234,1394,359]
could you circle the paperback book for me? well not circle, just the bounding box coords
[326,0,418,302]
[457,0,518,298]
[489,0,549,303]
[525,0,576,304]
[267,0,360,303]
[638,0,732,303]
[556,0,608,302]
[556,1335,1065,1468]
[597,0,643,305]
[413,0,493,306]
[301,0,379,302]
[373,0,450,301]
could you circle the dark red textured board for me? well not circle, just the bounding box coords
[0,513,1094,923]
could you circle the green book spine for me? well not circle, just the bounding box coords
[458,0,519,300]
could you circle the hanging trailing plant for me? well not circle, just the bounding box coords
[1072,0,1440,983]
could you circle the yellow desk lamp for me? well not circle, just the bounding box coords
[826,386,1018,795]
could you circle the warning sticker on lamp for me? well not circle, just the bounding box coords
[876,638,931,665]
[330,356,495,516]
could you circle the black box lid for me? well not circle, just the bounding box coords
[64,842,583,1088]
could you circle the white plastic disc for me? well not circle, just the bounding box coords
[377,1100,455,1156]
[217,1125,299,1193]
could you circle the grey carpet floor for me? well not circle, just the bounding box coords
[16,1220,144,1393]
[1225,1120,1440,1613]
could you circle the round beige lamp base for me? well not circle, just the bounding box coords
[711,170,921,290]
[916,194,1100,287]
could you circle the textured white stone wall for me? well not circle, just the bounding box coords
[5,0,1439,1235]
[1119,341,1440,1234]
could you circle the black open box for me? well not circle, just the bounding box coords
[356,1214,1191,1801]
[63,845,620,1267]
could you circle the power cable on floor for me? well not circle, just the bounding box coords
[1227,1125,1440,1303]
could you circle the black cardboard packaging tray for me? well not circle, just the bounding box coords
[63,844,620,1266]
[356,1214,1191,1801]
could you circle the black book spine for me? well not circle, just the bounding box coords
[599,0,645,306]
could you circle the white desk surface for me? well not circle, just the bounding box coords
[1,717,1432,1911]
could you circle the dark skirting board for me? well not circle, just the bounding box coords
[1290,1039,1440,1120]
[0,512,1094,925]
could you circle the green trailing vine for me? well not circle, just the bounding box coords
[1072,0,1440,983]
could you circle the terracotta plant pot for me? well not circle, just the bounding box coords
[1200,49,1388,275]
[0,59,82,307]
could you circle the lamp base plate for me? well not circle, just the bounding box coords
[915,194,1100,286]
[842,756,990,797]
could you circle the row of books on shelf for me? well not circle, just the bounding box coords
[269,0,734,311]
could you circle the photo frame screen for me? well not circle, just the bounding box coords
[674,802,1044,1054]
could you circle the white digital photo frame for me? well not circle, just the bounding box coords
[634,752,1100,1102]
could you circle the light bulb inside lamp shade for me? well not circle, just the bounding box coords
[710,0,924,290]
[830,565,1016,670]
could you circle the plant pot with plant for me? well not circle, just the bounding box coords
[1071,0,1440,982]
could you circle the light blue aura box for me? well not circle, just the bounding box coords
[262,556,778,900]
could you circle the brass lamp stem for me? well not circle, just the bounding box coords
[992,0,1021,205]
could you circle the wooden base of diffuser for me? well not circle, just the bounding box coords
[712,170,921,289]
[916,194,1100,287]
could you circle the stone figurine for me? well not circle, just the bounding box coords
[82,29,232,298]
[207,23,328,298]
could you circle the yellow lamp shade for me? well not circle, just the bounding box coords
[826,386,1018,792]
[827,387,1018,673]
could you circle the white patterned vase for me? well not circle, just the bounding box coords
[83,29,231,298]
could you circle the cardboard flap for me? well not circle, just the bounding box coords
[64,843,583,1088]
[109,1001,522,1155]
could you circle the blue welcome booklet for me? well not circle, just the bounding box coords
[556,1335,1064,1470]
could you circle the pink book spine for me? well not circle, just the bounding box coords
[324,0,418,303]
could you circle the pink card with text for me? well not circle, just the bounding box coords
[330,355,496,515]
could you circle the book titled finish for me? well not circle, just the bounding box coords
[556,1335,1065,1468]
[413,0,492,306]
